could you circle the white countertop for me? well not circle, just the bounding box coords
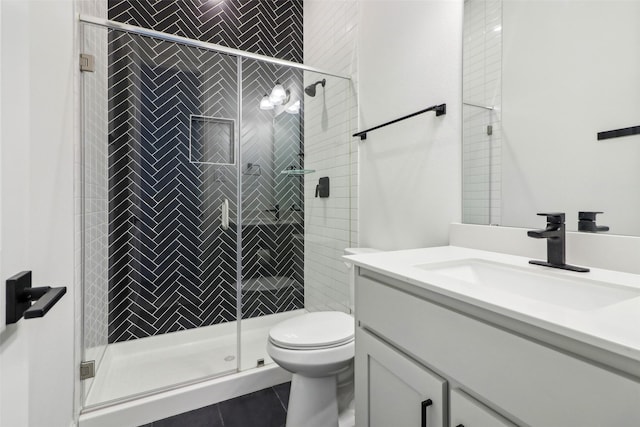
[344,246,640,367]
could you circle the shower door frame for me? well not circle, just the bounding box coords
[79,15,350,410]
[78,15,348,78]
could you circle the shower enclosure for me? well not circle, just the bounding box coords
[79,17,352,410]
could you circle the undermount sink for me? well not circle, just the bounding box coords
[414,259,640,311]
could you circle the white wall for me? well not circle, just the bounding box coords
[358,0,463,250]
[0,1,76,426]
[501,0,640,235]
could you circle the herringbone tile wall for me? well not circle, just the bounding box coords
[240,58,304,319]
[105,0,304,342]
[109,0,302,62]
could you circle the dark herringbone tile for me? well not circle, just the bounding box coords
[107,1,304,342]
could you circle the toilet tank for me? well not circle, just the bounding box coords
[344,248,381,313]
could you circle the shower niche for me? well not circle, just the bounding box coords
[189,115,236,166]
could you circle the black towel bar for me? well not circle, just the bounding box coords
[353,103,446,140]
[597,125,640,141]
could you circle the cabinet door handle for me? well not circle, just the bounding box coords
[421,398,433,427]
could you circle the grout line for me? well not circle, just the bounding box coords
[273,385,288,412]
[216,404,226,427]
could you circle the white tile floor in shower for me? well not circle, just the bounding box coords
[85,310,304,407]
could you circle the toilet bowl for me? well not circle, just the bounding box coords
[267,248,380,426]
[267,311,355,427]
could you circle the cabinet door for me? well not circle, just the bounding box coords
[450,389,516,427]
[355,329,446,427]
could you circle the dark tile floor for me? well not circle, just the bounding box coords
[140,382,291,427]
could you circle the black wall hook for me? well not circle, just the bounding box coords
[6,271,66,324]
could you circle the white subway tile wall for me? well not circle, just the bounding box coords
[82,24,109,352]
[303,0,358,313]
[463,0,502,225]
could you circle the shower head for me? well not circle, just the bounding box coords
[304,79,326,97]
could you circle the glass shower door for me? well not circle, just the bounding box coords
[81,23,242,408]
[80,21,110,406]
[237,59,306,371]
[80,17,355,410]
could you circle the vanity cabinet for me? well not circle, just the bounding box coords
[355,328,446,427]
[450,389,516,427]
[354,269,640,427]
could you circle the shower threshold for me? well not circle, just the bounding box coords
[84,309,303,408]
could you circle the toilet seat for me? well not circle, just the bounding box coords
[268,311,354,350]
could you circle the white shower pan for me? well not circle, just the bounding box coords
[80,310,302,427]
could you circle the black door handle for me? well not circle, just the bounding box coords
[421,398,433,427]
[6,271,67,324]
[23,286,66,319]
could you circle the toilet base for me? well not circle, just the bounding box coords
[286,373,338,427]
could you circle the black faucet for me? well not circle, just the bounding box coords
[527,213,589,272]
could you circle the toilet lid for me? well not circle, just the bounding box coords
[269,312,354,350]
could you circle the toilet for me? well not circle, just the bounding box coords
[267,248,380,427]
[267,311,354,427]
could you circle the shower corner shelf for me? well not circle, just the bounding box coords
[280,169,315,176]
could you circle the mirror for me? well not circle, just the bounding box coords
[462,0,640,236]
